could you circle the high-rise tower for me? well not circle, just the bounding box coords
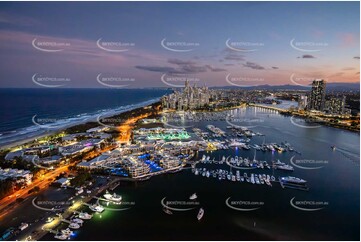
[308,79,326,111]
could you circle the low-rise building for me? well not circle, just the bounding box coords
[0,168,33,185]
[77,154,110,169]
[125,161,150,177]
[39,155,62,165]
[55,177,71,187]
[86,126,109,133]
[59,144,93,156]
[4,150,24,161]
[160,158,181,169]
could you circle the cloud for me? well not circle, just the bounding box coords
[354,56,360,59]
[135,58,227,74]
[205,65,227,72]
[342,67,355,71]
[338,33,357,47]
[242,62,265,70]
[180,64,208,73]
[169,58,226,73]
[168,58,196,65]
[300,54,316,59]
[0,30,173,88]
[0,12,42,26]
[135,66,180,73]
[272,66,279,69]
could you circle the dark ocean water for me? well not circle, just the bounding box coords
[0,88,170,147]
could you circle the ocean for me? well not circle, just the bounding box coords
[0,88,170,148]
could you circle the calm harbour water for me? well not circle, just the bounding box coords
[42,105,360,241]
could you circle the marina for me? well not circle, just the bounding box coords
[192,167,276,187]
[47,189,125,240]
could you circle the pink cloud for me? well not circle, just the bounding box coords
[0,30,166,71]
[0,11,42,26]
[338,32,358,47]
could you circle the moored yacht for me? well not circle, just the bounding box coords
[103,190,122,202]
[197,208,204,221]
[189,193,197,200]
[61,228,73,237]
[276,164,294,171]
[54,233,68,240]
[68,223,80,229]
[78,212,92,220]
[280,176,307,184]
[163,207,173,215]
[89,204,105,213]
[72,218,84,224]
[206,171,210,178]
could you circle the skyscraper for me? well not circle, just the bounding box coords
[161,81,210,111]
[325,96,346,115]
[308,79,326,111]
[298,95,308,110]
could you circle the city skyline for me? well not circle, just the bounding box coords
[0,1,360,88]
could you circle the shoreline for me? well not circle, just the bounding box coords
[1,99,358,152]
[248,103,360,133]
[0,98,162,151]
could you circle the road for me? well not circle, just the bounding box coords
[0,145,116,220]
[0,165,70,220]
[0,110,154,229]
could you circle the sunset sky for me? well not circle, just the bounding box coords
[0,1,359,88]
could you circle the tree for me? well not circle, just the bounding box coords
[70,172,92,187]
[0,179,14,199]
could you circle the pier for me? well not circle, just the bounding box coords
[42,228,58,234]
[60,219,72,224]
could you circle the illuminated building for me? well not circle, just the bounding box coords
[298,95,308,110]
[161,80,210,110]
[325,96,346,115]
[308,79,326,111]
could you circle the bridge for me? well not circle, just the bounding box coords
[248,103,287,113]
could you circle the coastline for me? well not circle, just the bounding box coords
[1,97,358,152]
[248,103,360,133]
[0,98,162,151]
[1,99,359,241]
[0,100,164,240]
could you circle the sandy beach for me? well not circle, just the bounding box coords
[0,99,161,151]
